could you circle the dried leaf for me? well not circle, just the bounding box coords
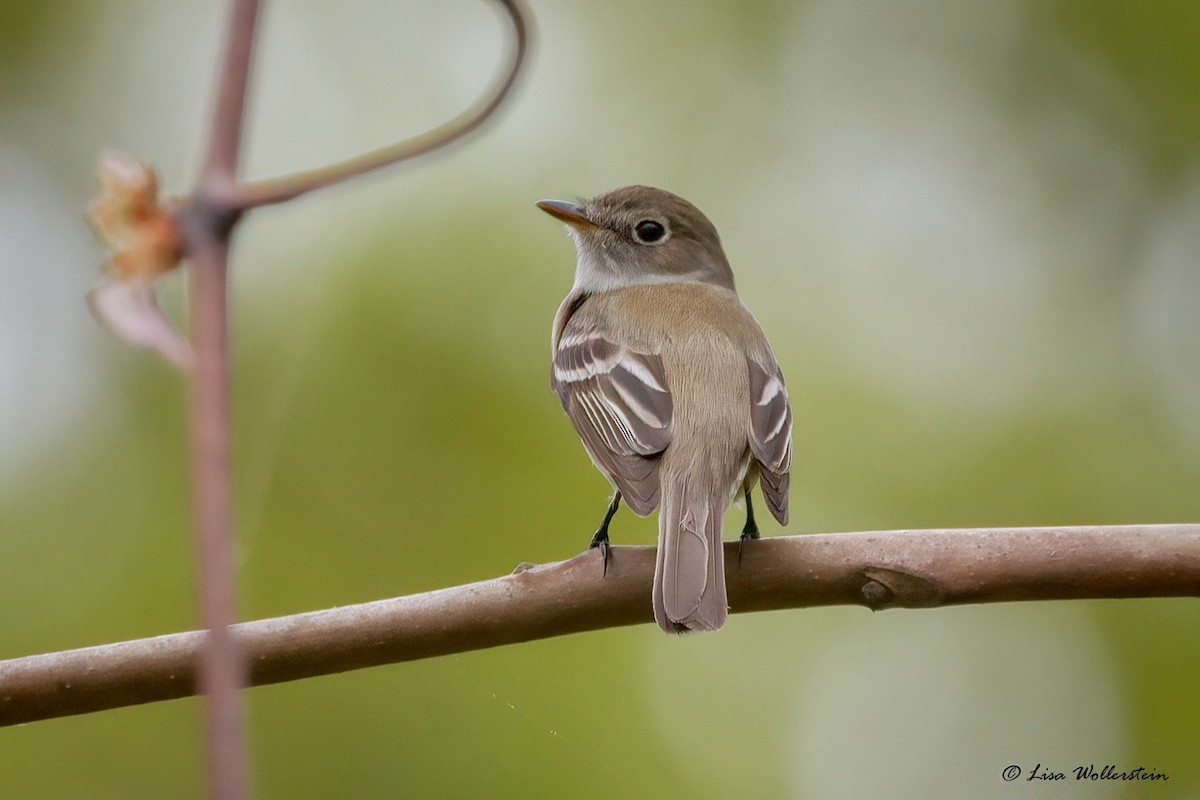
[87,280,193,369]
[87,151,182,280]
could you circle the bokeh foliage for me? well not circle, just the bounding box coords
[1,1,1198,798]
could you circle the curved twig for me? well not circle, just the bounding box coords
[155,3,532,797]
[2,524,1196,728]
[230,0,530,210]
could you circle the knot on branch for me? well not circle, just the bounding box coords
[861,566,945,610]
[182,189,245,242]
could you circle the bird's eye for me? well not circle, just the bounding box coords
[633,219,667,244]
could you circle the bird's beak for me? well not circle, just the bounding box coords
[536,199,593,228]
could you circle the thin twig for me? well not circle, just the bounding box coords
[231,0,530,210]
[159,3,532,797]
[80,0,533,788]
[2,524,1196,727]
[183,2,262,798]
[185,234,244,800]
[200,0,260,189]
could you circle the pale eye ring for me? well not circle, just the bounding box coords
[633,219,668,244]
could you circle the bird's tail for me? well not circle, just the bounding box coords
[653,469,731,633]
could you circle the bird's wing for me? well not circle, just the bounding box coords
[552,326,673,515]
[747,357,792,524]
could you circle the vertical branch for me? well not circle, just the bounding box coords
[86,1,531,796]
[187,232,244,800]
[187,2,261,799]
[201,0,260,187]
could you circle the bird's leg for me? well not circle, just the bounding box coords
[590,492,621,576]
[739,488,760,563]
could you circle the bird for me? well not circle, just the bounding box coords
[537,185,792,633]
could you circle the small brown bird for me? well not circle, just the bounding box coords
[538,185,792,633]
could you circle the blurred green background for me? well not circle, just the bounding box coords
[2,0,1199,797]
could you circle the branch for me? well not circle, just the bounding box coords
[84,3,531,797]
[181,2,262,797]
[231,0,530,209]
[198,0,259,190]
[2,524,1196,727]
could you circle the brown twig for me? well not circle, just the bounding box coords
[157,1,531,798]
[231,0,530,210]
[2,524,1196,727]
[179,2,262,798]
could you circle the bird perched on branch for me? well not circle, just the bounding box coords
[538,185,792,633]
